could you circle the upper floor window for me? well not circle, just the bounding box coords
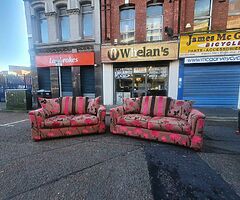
[120,7,135,43]
[194,0,212,31]
[82,3,94,38]
[227,0,240,29]
[146,3,163,41]
[58,6,70,41]
[37,10,48,43]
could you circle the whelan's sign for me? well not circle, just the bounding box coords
[101,42,178,63]
[180,31,240,57]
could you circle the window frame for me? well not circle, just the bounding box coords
[193,0,213,32]
[146,2,163,42]
[57,5,70,41]
[227,0,240,29]
[81,3,94,39]
[119,6,135,44]
[36,9,48,43]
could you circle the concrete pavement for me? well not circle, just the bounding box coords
[0,109,239,200]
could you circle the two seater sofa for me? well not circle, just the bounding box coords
[110,96,205,150]
[29,96,106,141]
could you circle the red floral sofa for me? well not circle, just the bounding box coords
[29,96,106,141]
[110,96,205,150]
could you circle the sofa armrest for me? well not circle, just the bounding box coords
[29,108,46,129]
[110,106,124,127]
[188,109,206,135]
[97,105,106,133]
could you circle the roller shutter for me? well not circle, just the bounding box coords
[81,67,95,98]
[183,63,240,108]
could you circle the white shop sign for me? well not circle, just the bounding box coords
[184,55,240,64]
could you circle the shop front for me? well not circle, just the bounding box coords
[35,52,95,98]
[179,31,240,108]
[101,41,179,105]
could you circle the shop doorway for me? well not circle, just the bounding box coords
[60,67,73,96]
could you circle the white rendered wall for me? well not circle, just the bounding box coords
[168,60,179,99]
[103,63,114,105]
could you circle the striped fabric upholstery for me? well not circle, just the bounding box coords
[140,96,170,117]
[74,97,88,114]
[60,96,73,115]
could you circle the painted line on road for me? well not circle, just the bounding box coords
[0,119,29,127]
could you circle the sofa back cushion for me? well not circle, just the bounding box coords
[39,98,61,116]
[87,96,101,115]
[167,99,193,120]
[74,96,88,114]
[60,96,73,115]
[123,98,141,114]
[140,96,169,117]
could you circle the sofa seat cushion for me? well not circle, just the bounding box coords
[117,114,151,129]
[70,114,99,126]
[42,115,73,128]
[148,117,192,135]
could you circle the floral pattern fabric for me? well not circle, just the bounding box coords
[71,114,99,126]
[167,99,193,120]
[117,114,151,129]
[148,117,192,135]
[38,98,61,116]
[29,101,106,140]
[110,105,205,150]
[42,115,73,128]
[123,98,140,114]
[87,97,101,115]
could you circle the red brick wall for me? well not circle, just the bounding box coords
[101,0,231,44]
[181,0,229,33]
[101,0,181,44]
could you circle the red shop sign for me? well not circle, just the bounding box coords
[35,52,94,67]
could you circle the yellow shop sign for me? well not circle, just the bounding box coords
[180,31,240,57]
[101,41,178,63]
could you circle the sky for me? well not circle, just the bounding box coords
[0,0,30,71]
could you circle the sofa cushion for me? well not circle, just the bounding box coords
[87,97,101,115]
[167,99,193,120]
[60,96,73,115]
[117,114,151,129]
[148,117,192,135]
[74,97,88,114]
[71,114,99,126]
[140,96,169,117]
[42,115,73,128]
[39,98,61,116]
[123,98,141,114]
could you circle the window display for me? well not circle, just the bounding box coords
[114,65,168,104]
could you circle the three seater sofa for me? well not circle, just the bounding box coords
[29,96,106,141]
[110,96,205,150]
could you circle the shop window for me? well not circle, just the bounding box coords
[227,0,240,29]
[82,3,94,38]
[120,6,135,43]
[58,6,70,41]
[37,9,48,43]
[146,3,163,41]
[114,66,168,104]
[194,0,212,31]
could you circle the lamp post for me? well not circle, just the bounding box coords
[55,60,63,97]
